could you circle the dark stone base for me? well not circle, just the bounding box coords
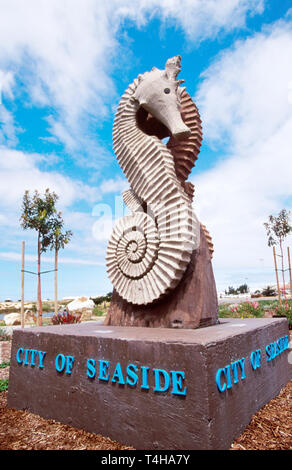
[105,226,218,329]
[7,318,291,450]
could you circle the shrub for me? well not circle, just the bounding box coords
[0,327,10,342]
[0,379,9,391]
[92,307,105,317]
[261,285,277,297]
[0,362,10,368]
[228,301,264,318]
[51,307,81,325]
[91,292,112,305]
[273,301,292,327]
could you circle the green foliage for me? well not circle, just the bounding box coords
[0,379,8,391]
[92,307,105,317]
[219,300,264,319]
[263,209,292,247]
[20,189,58,252]
[0,362,10,368]
[219,299,292,327]
[273,300,292,327]
[237,284,249,294]
[20,188,73,253]
[224,284,249,295]
[261,285,277,297]
[91,292,112,305]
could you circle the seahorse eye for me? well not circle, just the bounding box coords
[164,88,170,94]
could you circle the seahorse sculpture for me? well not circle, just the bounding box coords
[106,56,206,306]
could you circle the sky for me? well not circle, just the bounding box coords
[0,0,292,300]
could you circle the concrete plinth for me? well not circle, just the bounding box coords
[7,318,291,450]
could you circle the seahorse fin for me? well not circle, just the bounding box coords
[122,189,144,213]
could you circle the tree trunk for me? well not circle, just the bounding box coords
[54,248,58,316]
[37,234,42,326]
[273,246,282,306]
[280,240,287,303]
[21,241,25,328]
[288,247,292,300]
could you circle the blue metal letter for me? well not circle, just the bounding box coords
[153,368,170,393]
[170,370,187,396]
[126,364,138,386]
[98,360,110,381]
[216,368,226,392]
[87,358,96,378]
[16,348,24,364]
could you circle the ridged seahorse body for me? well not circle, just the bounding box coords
[106,57,201,305]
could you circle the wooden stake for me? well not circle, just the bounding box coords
[21,241,25,328]
[288,247,292,300]
[273,246,282,306]
[54,248,58,316]
[37,236,42,326]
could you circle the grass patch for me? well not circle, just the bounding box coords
[0,379,8,391]
[92,307,106,317]
[0,362,10,368]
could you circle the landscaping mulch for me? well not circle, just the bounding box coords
[0,387,132,450]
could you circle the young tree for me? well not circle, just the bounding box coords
[264,209,292,302]
[20,189,72,325]
[47,212,72,315]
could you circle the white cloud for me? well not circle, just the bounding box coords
[136,0,265,42]
[0,250,104,266]
[193,18,292,271]
[0,147,100,210]
[0,0,264,159]
[99,177,129,194]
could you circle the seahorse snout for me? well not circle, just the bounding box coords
[165,114,191,140]
[172,124,191,140]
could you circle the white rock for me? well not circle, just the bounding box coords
[4,312,21,326]
[67,296,94,312]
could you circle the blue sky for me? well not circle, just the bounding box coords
[0,0,292,300]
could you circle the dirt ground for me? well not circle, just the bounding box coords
[0,335,291,451]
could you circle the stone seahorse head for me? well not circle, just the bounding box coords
[133,55,191,140]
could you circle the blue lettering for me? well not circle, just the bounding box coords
[55,353,66,372]
[266,335,290,363]
[126,364,138,386]
[24,349,30,366]
[16,347,24,364]
[98,360,110,381]
[231,361,239,384]
[37,351,46,369]
[238,357,246,379]
[250,349,261,370]
[153,368,170,393]
[30,350,38,366]
[87,358,96,378]
[266,344,271,361]
[65,355,74,374]
[225,365,232,389]
[170,370,186,396]
[111,362,125,385]
[141,366,150,390]
[216,368,226,392]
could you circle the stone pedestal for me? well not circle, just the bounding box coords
[7,319,291,450]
